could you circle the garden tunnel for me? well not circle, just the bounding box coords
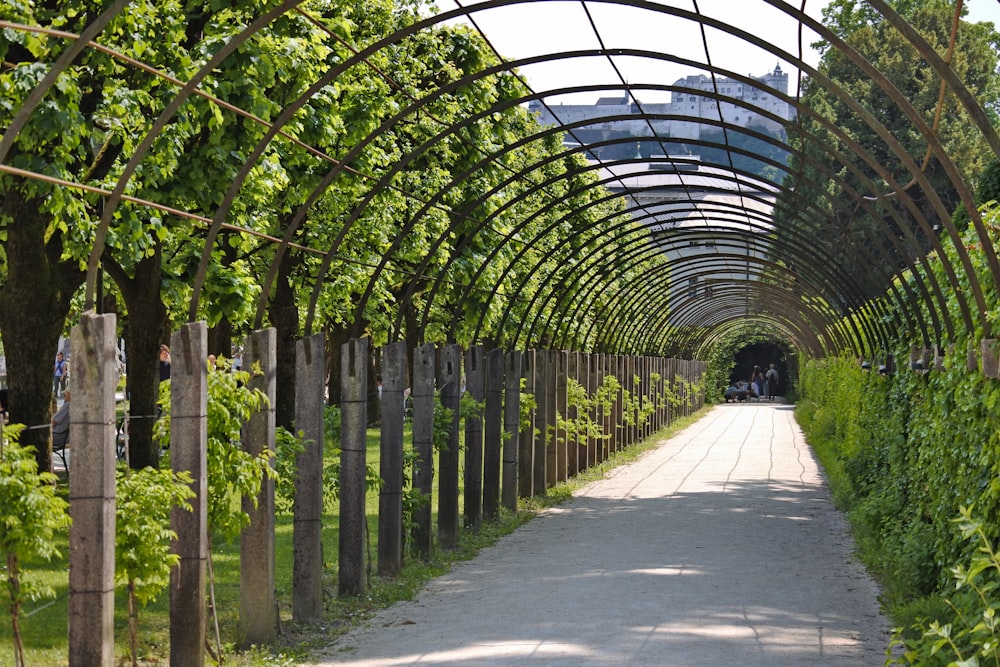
[2,0,999,374]
[3,0,1000,661]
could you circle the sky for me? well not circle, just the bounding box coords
[433,0,1000,104]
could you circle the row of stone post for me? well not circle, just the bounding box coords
[63,314,704,664]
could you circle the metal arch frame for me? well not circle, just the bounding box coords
[595,255,851,355]
[476,157,892,354]
[450,127,916,352]
[476,138,928,354]
[324,9,988,350]
[606,249,873,353]
[531,206,881,355]
[346,51,968,350]
[669,287,839,358]
[690,316,811,362]
[9,13,968,348]
[657,284,833,358]
[1,0,994,356]
[496,189,856,354]
[422,125,900,350]
[236,30,976,348]
[264,10,984,350]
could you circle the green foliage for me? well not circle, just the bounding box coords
[115,467,194,606]
[518,377,538,437]
[459,391,485,423]
[155,365,273,542]
[0,427,71,667]
[273,426,307,516]
[432,391,456,454]
[888,507,1000,666]
[554,377,609,447]
[776,1,1000,298]
[115,466,194,666]
[321,404,381,513]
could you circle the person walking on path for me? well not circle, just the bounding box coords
[765,363,780,400]
[53,351,68,398]
[314,402,890,667]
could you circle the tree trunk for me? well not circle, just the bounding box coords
[104,247,169,469]
[269,254,299,432]
[208,319,234,360]
[325,324,353,407]
[0,191,84,472]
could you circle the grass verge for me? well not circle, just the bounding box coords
[2,407,709,666]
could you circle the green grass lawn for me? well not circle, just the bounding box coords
[1,408,708,665]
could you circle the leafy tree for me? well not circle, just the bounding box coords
[774,1,1000,300]
[0,426,71,667]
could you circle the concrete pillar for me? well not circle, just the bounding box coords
[554,350,568,483]
[437,344,461,549]
[293,333,325,621]
[580,352,593,471]
[338,338,368,596]
[68,312,117,667]
[544,351,558,489]
[240,328,276,644]
[464,346,485,529]
[533,350,550,494]
[411,343,436,559]
[518,350,535,499]
[378,342,406,577]
[169,322,208,667]
[627,356,637,446]
[483,348,503,519]
[501,351,521,512]
[566,351,579,478]
[593,353,605,465]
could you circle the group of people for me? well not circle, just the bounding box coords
[723,363,780,403]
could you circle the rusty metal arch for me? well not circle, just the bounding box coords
[450,140,924,352]
[446,128,929,352]
[0,0,996,363]
[524,207,882,355]
[601,249,879,355]
[588,253,852,355]
[328,41,976,352]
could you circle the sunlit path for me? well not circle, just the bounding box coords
[312,403,889,666]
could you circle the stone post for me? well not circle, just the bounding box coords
[533,349,550,495]
[554,350,568,483]
[483,348,503,519]
[518,350,535,498]
[437,344,461,549]
[240,328,276,644]
[411,343,436,558]
[338,338,368,595]
[293,333,325,621]
[68,312,117,667]
[378,342,406,577]
[169,322,208,667]
[566,351,578,478]
[501,350,522,512]
[464,346,485,529]
[576,352,590,473]
[545,351,559,488]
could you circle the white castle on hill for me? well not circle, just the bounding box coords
[527,65,796,146]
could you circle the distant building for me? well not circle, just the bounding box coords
[528,65,796,156]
